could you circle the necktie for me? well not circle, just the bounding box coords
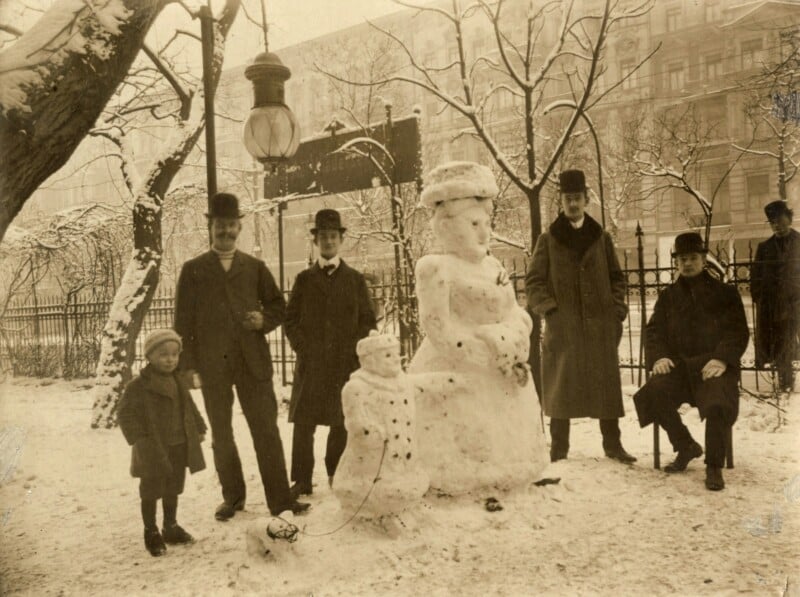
[322,264,335,275]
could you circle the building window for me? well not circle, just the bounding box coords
[741,39,764,70]
[668,62,684,91]
[705,54,722,80]
[666,7,681,32]
[704,2,721,23]
[620,60,636,90]
[747,173,770,210]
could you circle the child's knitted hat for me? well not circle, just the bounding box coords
[144,329,182,357]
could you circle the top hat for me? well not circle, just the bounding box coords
[671,232,707,257]
[559,169,586,194]
[764,200,792,220]
[420,161,499,208]
[311,209,346,234]
[206,192,244,219]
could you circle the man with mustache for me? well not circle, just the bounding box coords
[751,200,800,392]
[526,169,635,464]
[174,192,309,521]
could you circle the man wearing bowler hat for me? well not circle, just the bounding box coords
[526,169,635,464]
[751,200,800,392]
[633,232,749,490]
[284,208,376,497]
[174,192,309,520]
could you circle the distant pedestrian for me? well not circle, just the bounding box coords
[525,169,635,464]
[284,209,376,497]
[174,192,308,521]
[751,200,800,391]
[118,329,207,557]
[633,233,749,491]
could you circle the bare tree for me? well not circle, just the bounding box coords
[629,103,742,247]
[0,0,174,243]
[317,0,656,385]
[91,0,242,429]
[734,29,800,200]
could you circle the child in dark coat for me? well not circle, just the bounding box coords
[118,329,207,557]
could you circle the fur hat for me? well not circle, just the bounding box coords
[311,209,346,234]
[206,192,244,219]
[420,161,498,208]
[764,200,793,220]
[356,330,399,359]
[671,232,707,257]
[559,169,586,193]
[144,329,182,357]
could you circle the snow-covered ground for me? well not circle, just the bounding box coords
[0,377,798,596]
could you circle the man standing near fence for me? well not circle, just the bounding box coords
[284,209,376,498]
[633,232,749,491]
[525,169,635,464]
[751,200,800,392]
[174,192,309,521]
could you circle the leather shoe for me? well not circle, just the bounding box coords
[162,523,194,544]
[144,528,166,557]
[705,466,725,491]
[215,498,245,521]
[290,482,313,499]
[604,446,637,464]
[664,441,703,473]
[289,499,311,515]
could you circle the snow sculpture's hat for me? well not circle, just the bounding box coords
[311,209,346,234]
[206,192,244,219]
[356,330,399,358]
[764,200,793,220]
[559,169,586,193]
[144,329,182,357]
[420,161,498,208]
[671,232,707,257]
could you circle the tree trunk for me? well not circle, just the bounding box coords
[0,0,166,243]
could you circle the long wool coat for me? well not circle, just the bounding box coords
[285,261,376,427]
[118,365,207,478]
[525,214,628,419]
[637,271,749,423]
[751,228,800,366]
[174,251,285,385]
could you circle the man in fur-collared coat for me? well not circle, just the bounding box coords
[525,169,635,464]
[284,209,376,497]
[751,200,800,391]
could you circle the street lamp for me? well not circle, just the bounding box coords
[243,52,301,169]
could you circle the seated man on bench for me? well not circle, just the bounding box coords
[634,232,749,491]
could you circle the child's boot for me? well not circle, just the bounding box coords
[144,528,167,556]
[162,523,194,544]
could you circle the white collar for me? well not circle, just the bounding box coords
[568,216,585,229]
[318,255,341,270]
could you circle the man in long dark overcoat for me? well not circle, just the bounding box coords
[174,192,308,520]
[751,200,800,391]
[526,169,635,464]
[284,209,376,497]
[633,232,749,491]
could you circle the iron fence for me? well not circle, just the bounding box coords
[0,238,787,389]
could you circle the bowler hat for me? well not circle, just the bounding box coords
[206,192,244,219]
[671,232,707,257]
[311,209,346,234]
[559,169,586,193]
[764,200,793,220]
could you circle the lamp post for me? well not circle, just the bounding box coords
[242,49,301,385]
[543,101,605,228]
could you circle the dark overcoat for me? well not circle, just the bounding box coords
[635,271,749,424]
[118,365,207,478]
[174,250,285,385]
[285,261,376,426]
[751,228,800,366]
[525,214,628,419]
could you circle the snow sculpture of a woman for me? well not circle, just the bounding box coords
[334,331,429,518]
[409,161,548,494]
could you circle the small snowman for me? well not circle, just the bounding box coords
[333,332,429,519]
